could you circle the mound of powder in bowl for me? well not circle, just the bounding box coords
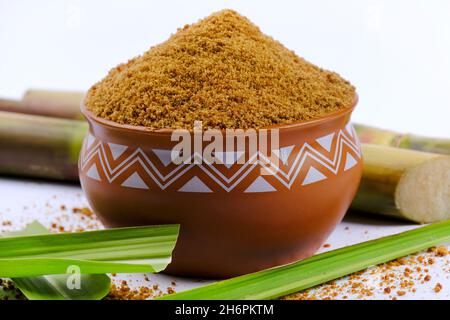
[85,9,356,130]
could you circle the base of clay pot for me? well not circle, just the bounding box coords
[162,239,323,279]
[88,173,357,278]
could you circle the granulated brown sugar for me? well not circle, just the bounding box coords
[106,279,177,300]
[86,9,355,130]
[282,246,449,300]
[434,283,443,293]
[0,279,25,300]
[107,281,155,300]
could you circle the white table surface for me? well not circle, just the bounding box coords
[1,177,449,300]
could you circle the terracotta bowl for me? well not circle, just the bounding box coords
[79,100,362,278]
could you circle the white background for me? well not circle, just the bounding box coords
[1,0,449,136]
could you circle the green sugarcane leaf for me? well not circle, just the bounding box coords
[11,274,109,300]
[0,258,162,278]
[0,224,179,264]
[0,222,179,278]
[6,221,110,300]
[160,220,450,300]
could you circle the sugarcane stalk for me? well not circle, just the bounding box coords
[0,111,88,181]
[22,89,84,120]
[354,124,450,155]
[351,144,450,223]
[0,90,84,120]
[0,98,26,113]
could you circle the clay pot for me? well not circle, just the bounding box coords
[79,100,362,278]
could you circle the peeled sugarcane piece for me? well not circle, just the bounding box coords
[22,89,85,120]
[0,90,84,120]
[354,124,450,155]
[351,144,450,223]
[0,111,88,181]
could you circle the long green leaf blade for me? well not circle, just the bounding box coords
[0,223,180,277]
[8,221,110,300]
[0,224,179,262]
[12,274,110,300]
[160,220,450,300]
[0,258,160,278]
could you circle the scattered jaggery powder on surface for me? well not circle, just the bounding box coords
[434,283,443,293]
[86,9,355,130]
[107,281,155,300]
[0,279,25,300]
[282,246,449,300]
[1,220,11,226]
[106,279,177,300]
[72,207,94,217]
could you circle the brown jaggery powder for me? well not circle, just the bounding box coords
[86,10,355,130]
[283,246,449,300]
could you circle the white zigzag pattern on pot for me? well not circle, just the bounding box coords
[80,126,361,192]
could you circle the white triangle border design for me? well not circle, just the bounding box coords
[81,127,361,192]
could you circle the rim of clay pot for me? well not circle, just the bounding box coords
[80,94,358,136]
